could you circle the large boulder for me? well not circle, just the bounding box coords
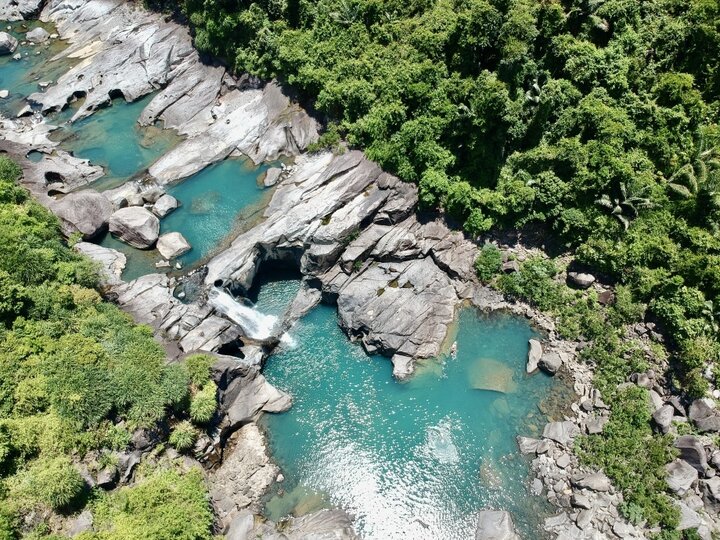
[689,398,720,432]
[475,510,520,540]
[157,232,191,260]
[527,339,542,373]
[571,472,611,492]
[51,190,113,239]
[261,167,282,188]
[26,27,50,43]
[674,435,708,474]
[109,207,160,249]
[538,351,562,375]
[666,459,698,494]
[151,193,179,217]
[0,32,18,55]
[543,421,580,446]
[567,271,596,289]
[652,404,674,434]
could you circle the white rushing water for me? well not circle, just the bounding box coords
[208,287,280,340]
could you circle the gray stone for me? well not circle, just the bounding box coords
[689,398,720,432]
[74,242,126,286]
[26,27,49,43]
[531,478,543,496]
[676,501,702,530]
[152,194,179,218]
[109,207,160,249]
[571,492,592,510]
[516,436,540,455]
[0,32,18,54]
[575,508,594,529]
[502,260,520,273]
[475,510,520,540]
[703,476,720,501]
[666,459,698,494]
[67,510,93,537]
[157,232,191,260]
[674,435,708,475]
[142,187,165,204]
[567,271,595,289]
[556,453,572,469]
[261,167,282,187]
[527,339,542,373]
[572,472,611,492]
[96,465,117,488]
[543,421,580,446]
[652,404,674,434]
[585,413,609,435]
[539,351,562,374]
[0,90,8,99]
[51,190,113,239]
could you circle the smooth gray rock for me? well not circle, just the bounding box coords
[572,472,611,492]
[516,436,541,454]
[676,501,702,530]
[674,436,708,475]
[109,207,160,249]
[689,398,720,432]
[539,351,562,374]
[584,413,609,435]
[261,167,282,187]
[0,0,42,21]
[666,459,698,494]
[152,194,179,217]
[527,339,542,373]
[571,492,592,510]
[67,510,93,537]
[73,242,126,286]
[567,271,595,289]
[0,32,18,54]
[543,421,580,446]
[475,510,520,540]
[157,232,191,260]
[142,187,165,204]
[51,190,113,239]
[26,27,50,43]
[652,404,674,434]
[704,476,720,502]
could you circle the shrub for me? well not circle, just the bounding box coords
[10,456,84,510]
[189,384,217,425]
[169,421,198,453]
[474,244,503,282]
[183,354,215,388]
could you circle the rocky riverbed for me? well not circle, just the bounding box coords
[2,1,720,539]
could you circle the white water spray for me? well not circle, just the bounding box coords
[208,287,279,340]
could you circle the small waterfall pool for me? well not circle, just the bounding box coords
[256,280,572,539]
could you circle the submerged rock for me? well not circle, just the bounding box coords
[475,510,520,540]
[109,207,160,249]
[157,232,191,260]
[0,32,18,54]
[469,357,517,394]
[51,189,113,239]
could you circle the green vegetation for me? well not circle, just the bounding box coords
[163,1,720,532]
[0,157,215,538]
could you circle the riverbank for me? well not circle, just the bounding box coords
[1,1,719,539]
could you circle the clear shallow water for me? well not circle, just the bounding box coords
[0,22,72,117]
[259,299,568,540]
[50,94,179,188]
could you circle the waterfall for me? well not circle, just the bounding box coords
[208,287,279,341]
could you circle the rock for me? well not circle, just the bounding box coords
[597,290,614,305]
[572,472,611,492]
[567,271,595,289]
[630,371,652,388]
[225,511,254,540]
[676,501,702,531]
[502,260,520,273]
[516,436,540,454]
[13,53,21,60]
[527,339,542,373]
[666,459,698,494]
[152,194,179,218]
[26,27,49,43]
[652,404,674,434]
[704,476,720,502]
[261,167,282,187]
[0,90,8,99]
[96,465,117,488]
[689,398,720,433]
[67,510,93,537]
[474,510,520,540]
[674,435,708,474]
[575,508,594,529]
[531,478,543,496]
[584,413,609,434]
[571,492,592,510]
[109,207,160,249]
[142,187,165,204]
[126,193,145,207]
[74,242,126,286]
[538,351,562,374]
[543,421,580,446]
[51,190,113,240]
[556,453,572,469]
[157,232,191,260]
[0,32,18,54]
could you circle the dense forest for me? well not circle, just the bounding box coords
[164,0,720,535]
[0,157,216,538]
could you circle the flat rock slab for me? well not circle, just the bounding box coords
[475,510,520,540]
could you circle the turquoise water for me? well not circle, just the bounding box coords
[259,285,568,539]
[0,22,72,117]
[50,94,179,188]
[98,158,271,280]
